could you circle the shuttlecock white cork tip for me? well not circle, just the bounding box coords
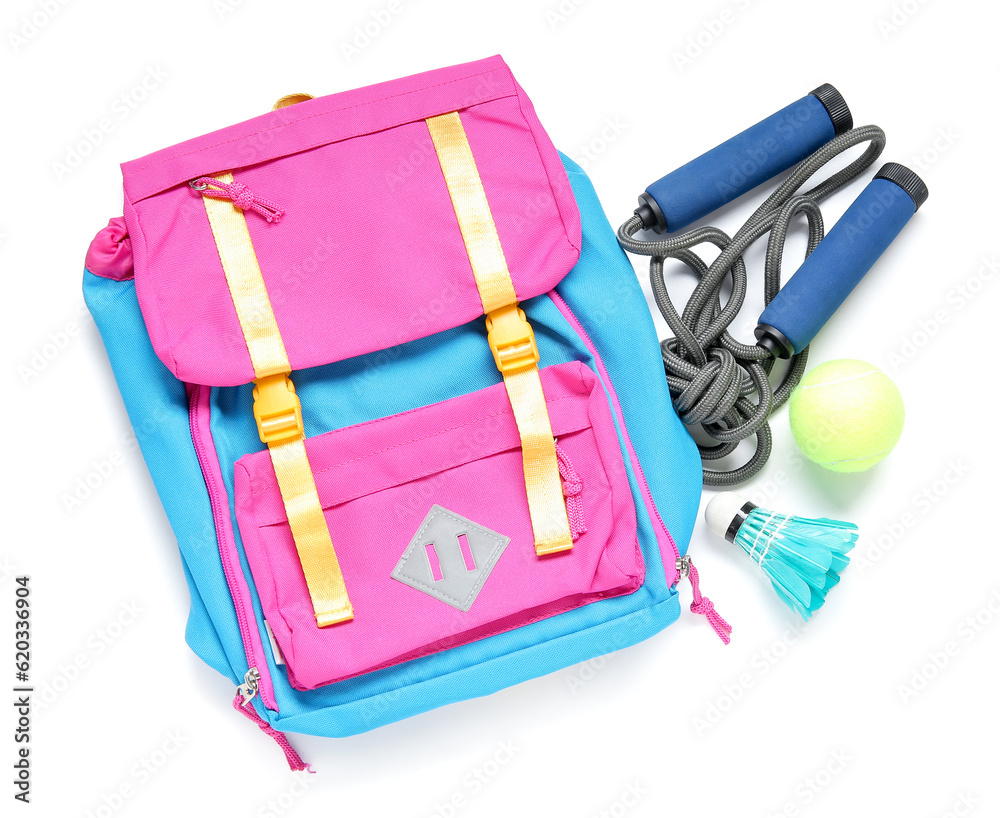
[705,492,754,540]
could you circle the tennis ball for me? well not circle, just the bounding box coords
[788,359,904,473]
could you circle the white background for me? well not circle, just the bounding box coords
[3,0,998,815]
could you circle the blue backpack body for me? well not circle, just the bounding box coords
[84,63,703,761]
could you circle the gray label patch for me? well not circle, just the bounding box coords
[391,505,510,611]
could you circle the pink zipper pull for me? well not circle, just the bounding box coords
[555,442,587,540]
[190,177,284,222]
[677,557,731,644]
[233,669,312,772]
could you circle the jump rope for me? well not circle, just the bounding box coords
[615,86,926,486]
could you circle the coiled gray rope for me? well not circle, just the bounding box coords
[617,125,886,485]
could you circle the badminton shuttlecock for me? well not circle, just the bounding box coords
[705,493,857,620]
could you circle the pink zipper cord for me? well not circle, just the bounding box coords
[555,442,587,540]
[232,695,313,773]
[192,177,284,222]
[686,561,732,644]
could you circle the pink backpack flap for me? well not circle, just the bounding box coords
[119,55,581,387]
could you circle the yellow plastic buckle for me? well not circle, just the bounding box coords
[486,304,539,374]
[253,372,304,444]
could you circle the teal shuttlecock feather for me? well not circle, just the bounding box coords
[706,493,857,619]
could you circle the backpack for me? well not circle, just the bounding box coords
[83,55,721,769]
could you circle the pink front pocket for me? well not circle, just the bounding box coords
[233,361,642,690]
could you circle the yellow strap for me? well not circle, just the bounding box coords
[267,438,353,627]
[426,113,573,555]
[502,366,575,554]
[201,174,353,626]
[425,114,517,314]
[201,174,290,379]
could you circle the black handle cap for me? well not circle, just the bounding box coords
[874,162,929,210]
[810,83,853,135]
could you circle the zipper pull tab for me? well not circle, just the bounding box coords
[237,667,261,706]
[190,177,284,222]
[677,557,732,644]
[231,674,311,773]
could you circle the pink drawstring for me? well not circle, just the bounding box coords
[232,695,312,772]
[685,560,731,644]
[192,177,284,222]
[555,442,587,540]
